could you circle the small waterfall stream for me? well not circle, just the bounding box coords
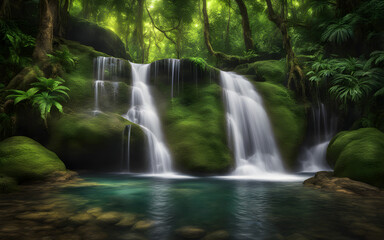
[123,63,173,174]
[220,71,284,176]
[300,103,336,172]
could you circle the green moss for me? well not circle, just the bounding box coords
[61,40,108,111]
[0,174,18,193]
[254,82,306,168]
[0,136,66,182]
[235,60,286,84]
[49,113,145,170]
[327,128,384,188]
[165,84,231,174]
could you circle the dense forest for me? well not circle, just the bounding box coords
[1,0,384,239]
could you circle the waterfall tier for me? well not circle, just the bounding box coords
[220,71,284,175]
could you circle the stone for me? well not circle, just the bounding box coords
[202,230,229,240]
[86,207,103,217]
[0,136,66,182]
[175,226,206,239]
[96,211,123,224]
[116,213,137,227]
[303,171,384,196]
[132,220,155,231]
[69,212,94,224]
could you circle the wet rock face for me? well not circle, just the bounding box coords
[66,17,129,60]
[303,171,384,197]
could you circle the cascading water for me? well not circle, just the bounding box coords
[123,63,173,174]
[220,71,284,176]
[300,103,336,172]
[93,56,127,114]
[168,59,180,98]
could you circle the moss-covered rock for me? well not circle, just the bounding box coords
[0,136,66,182]
[327,128,384,188]
[235,60,286,84]
[61,40,131,113]
[0,174,18,193]
[164,84,232,174]
[254,82,306,168]
[66,17,129,59]
[49,113,146,171]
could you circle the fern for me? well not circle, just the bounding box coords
[47,47,78,71]
[321,14,360,45]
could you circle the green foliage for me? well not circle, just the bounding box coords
[185,57,209,71]
[307,56,384,110]
[47,47,79,72]
[0,20,35,81]
[321,14,360,45]
[6,77,70,127]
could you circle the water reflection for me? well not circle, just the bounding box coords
[147,179,172,239]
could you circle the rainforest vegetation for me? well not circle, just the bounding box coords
[1,0,384,239]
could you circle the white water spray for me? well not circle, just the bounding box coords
[300,103,336,172]
[220,71,285,176]
[123,63,173,174]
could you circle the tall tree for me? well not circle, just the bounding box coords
[234,0,254,51]
[33,0,59,62]
[224,0,231,51]
[265,0,305,97]
[133,0,145,63]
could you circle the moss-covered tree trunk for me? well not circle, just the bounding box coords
[33,0,58,62]
[134,0,145,63]
[234,0,254,51]
[265,0,305,98]
[225,0,231,51]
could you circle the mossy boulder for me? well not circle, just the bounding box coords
[254,82,306,168]
[235,60,286,84]
[164,84,232,174]
[327,128,384,188]
[49,113,146,171]
[66,17,129,59]
[0,136,66,182]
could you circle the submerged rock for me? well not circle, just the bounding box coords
[304,171,384,196]
[132,220,155,231]
[0,136,66,182]
[327,128,384,188]
[175,226,206,239]
[116,213,137,227]
[96,211,123,224]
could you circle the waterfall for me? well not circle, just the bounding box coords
[93,56,127,114]
[122,125,132,171]
[168,59,180,98]
[123,63,173,174]
[300,103,336,172]
[220,71,284,175]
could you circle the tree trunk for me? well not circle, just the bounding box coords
[82,0,90,19]
[234,0,254,51]
[224,0,231,51]
[33,0,58,62]
[265,0,305,97]
[134,0,144,63]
